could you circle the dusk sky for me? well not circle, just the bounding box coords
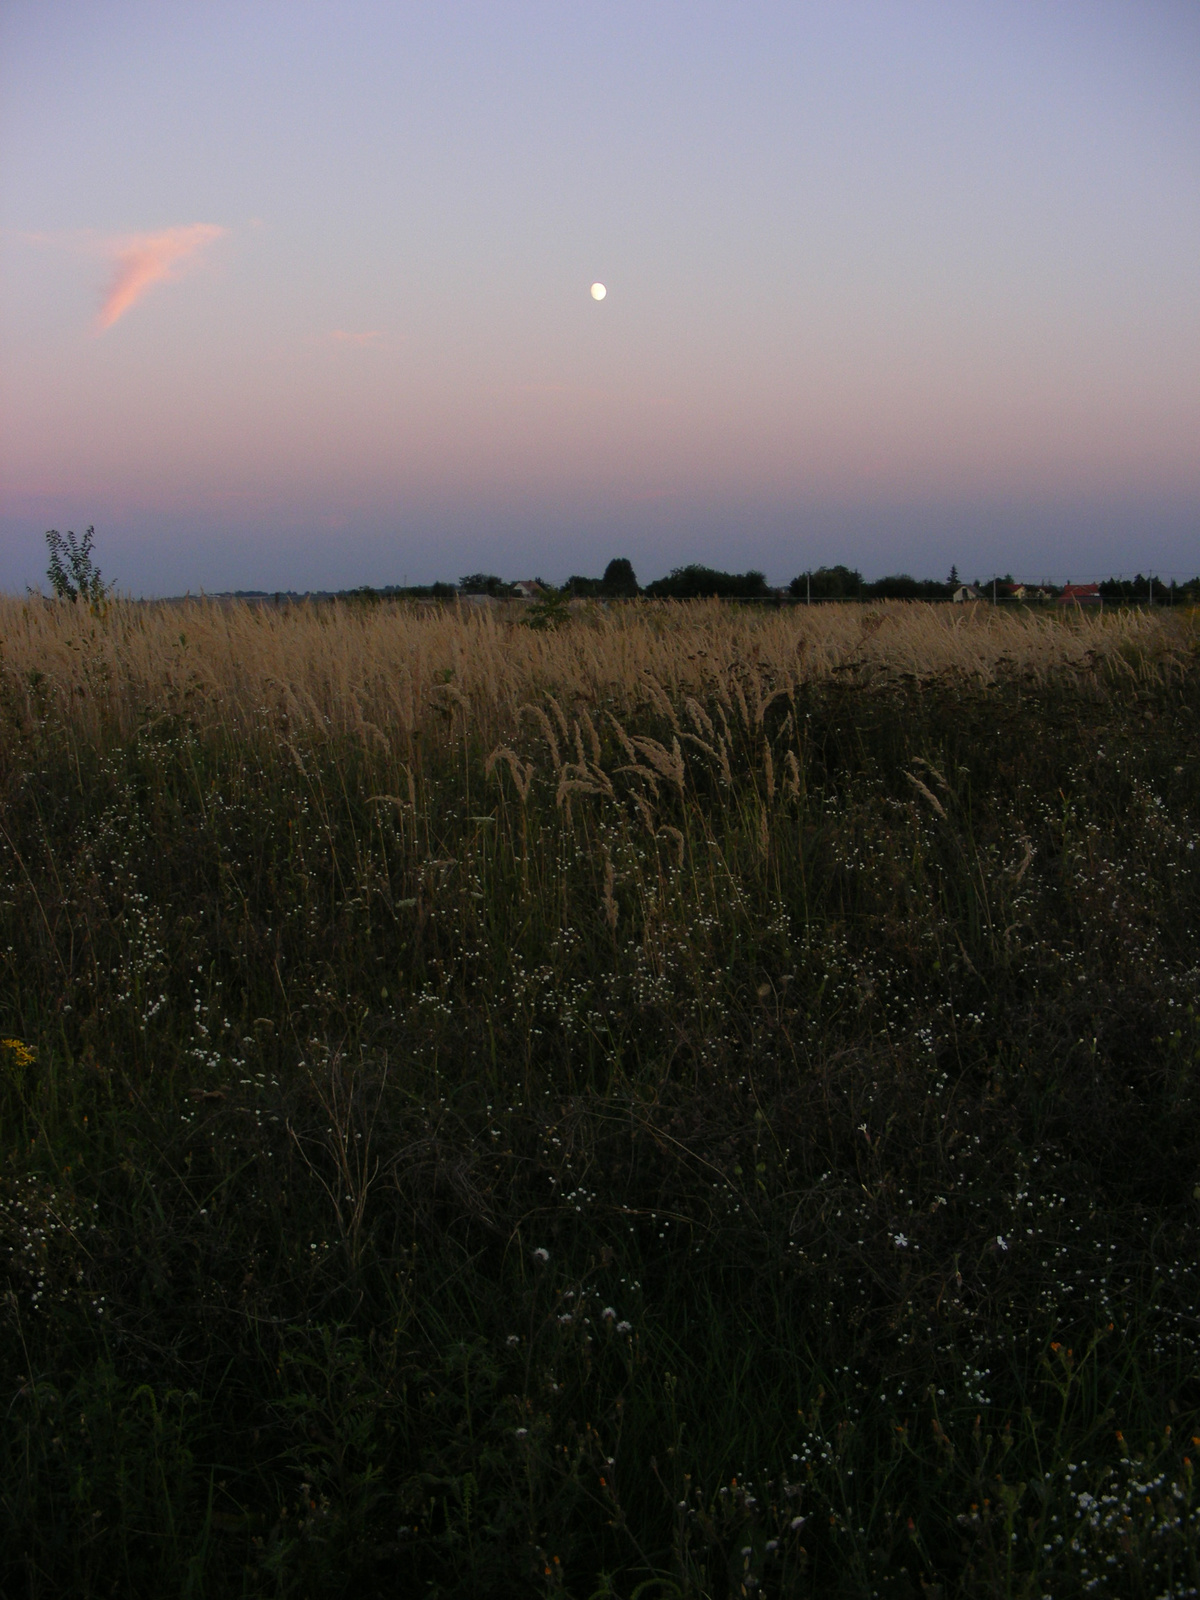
[2,1,1198,595]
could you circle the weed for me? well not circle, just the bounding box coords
[0,599,1196,1596]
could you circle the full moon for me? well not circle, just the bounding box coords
[590,282,607,301]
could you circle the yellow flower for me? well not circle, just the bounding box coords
[1,1038,36,1068]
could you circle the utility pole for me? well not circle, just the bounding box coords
[806,573,811,606]
[1149,574,1154,606]
[992,578,997,607]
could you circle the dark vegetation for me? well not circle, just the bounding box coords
[787,565,868,601]
[459,575,517,598]
[43,526,110,607]
[642,566,772,601]
[252,567,1200,608]
[35,527,1200,607]
[2,618,1200,1597]
[786,568,957,602]
[564,560,642,599]
[1099,576,1194,604]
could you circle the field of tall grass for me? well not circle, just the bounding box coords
[1,596,1198,1598]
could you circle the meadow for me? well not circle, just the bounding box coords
[0,595,1198,1599]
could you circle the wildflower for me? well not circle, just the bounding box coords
[790,1515,806,1531]
[996,1235,1009,1251]
[506,1334,520,1346]
[616,1320,632,1334]
[893,1233,909,1249]
[532,1247,550,1263]
[601,1306,616,1321]
[515,1428,528,1439]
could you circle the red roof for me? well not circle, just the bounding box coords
[1059,583,1101,603]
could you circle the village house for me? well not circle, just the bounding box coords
[1057,583,1101,607]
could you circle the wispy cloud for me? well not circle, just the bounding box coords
[329,329,386,348]
[96,224,226,332]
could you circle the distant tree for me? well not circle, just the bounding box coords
[458,573,512,597]
[564,575,602,597]
[601,558,640,597]
[363,582,458,600]
[644,564,770,600]
[1099,574,1161,602]
[788,565,865,600]
[947,564,959,586]
[45,526,109,606]
[865,574,952,601]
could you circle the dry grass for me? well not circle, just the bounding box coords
[0,595,1188,751]
[2,592,1198,1597]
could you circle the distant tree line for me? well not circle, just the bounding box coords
[784,565,959,601]
[1097,574,1198,602]
[643,564,770,599]
[236,563,1200,606]
[39,528,1200,607]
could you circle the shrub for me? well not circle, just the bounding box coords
[44,525,110,607]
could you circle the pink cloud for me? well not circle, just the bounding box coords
[96,223,226,332]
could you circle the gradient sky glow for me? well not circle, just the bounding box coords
[2,0,1198,593]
